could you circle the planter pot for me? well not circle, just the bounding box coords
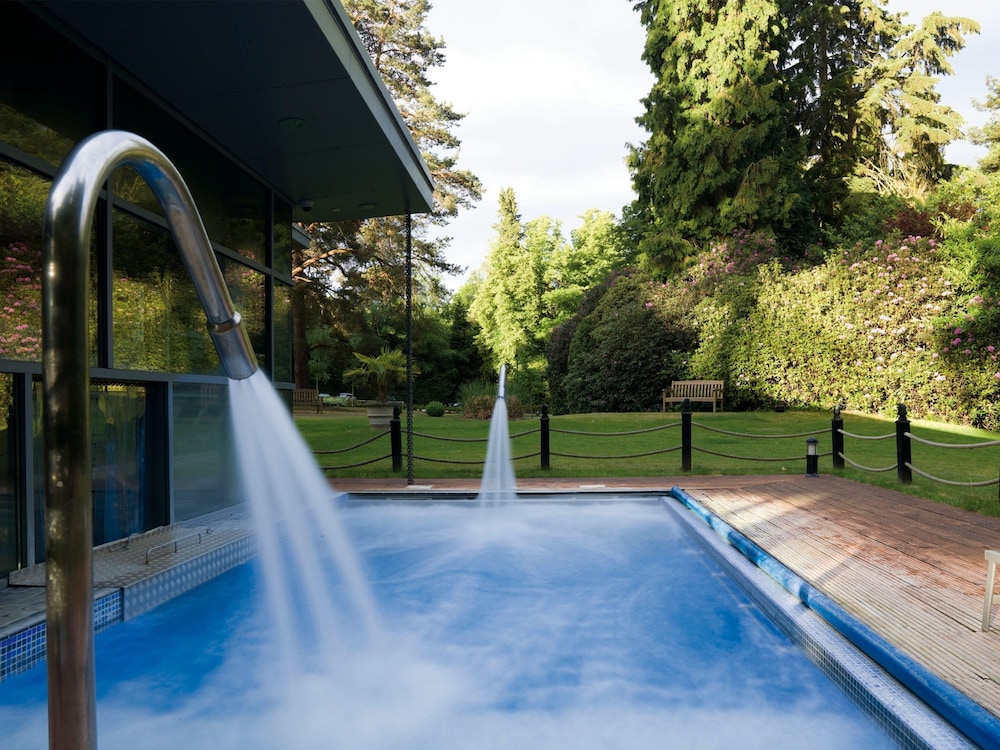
[366,401,400,429]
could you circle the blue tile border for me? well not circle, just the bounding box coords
[665,489,981,750]
[122,535,257,620]
[0,533,257,683]
[0,590,122,682]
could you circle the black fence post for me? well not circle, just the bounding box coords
[540,404,550,470]
[896,403,912,484]
[681,399,692,472]
[832,405,844,470]
[390,405,402,472]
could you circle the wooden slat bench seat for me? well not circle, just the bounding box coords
[292,388,323,413]
[661,380,724,412]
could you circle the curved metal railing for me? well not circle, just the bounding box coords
[42,130,259,750]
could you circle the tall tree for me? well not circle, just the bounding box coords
[855,9,979,199]
[628,0,977,267]
[627,0,803,269]
[469,188,546,372]
[968,76,1000,174]
[291,0,482,386]
[542,209,627,336]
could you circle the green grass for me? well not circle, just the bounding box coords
[295,408,1000,517]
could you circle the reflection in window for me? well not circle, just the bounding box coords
[273,200,293,277]
[273,281,293,383]
[0,163,45,362]
[219,255,265,370]
[32,381,165,555]
[91,383,152,545]
[112,79,266,264]
[112,210,220,374]
[0,372,17,576]
[0,2,103,168]
[172,383,237,521]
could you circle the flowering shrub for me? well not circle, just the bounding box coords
[702,235,1000,428]
[0,242,41,361]
[546,227,1000,428]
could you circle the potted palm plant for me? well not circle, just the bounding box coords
[344,347,410,428]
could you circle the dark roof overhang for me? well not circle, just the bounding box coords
[38,0,435,222]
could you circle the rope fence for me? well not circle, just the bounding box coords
[310,400,1000,497]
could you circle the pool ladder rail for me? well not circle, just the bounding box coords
[41,130,259,750]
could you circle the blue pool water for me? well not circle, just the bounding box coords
[0,502,899,749]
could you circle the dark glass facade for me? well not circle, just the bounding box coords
[0,2,295,576]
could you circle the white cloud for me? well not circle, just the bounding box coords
[430,0,999,290]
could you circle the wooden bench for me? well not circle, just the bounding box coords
[661,380,724,412]
[292,388,323,413]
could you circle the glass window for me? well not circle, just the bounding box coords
[91,383,153,545]
[273,280,293,383]
[172,383,238,521]
[273,200,293,278]
[0,163,45,363]
[0,372,18,576]
[32,380,165,556]
[112,80,266,264]
[0,2,103,168]
[0,162,99,366]
[218,255,265,372]
[112,209,220,374]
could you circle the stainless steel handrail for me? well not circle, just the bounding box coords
[41,130,259,750]
[144,531,205,565]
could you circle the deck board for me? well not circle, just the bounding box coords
[684,475,1000,727]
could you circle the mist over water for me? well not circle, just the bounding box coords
[0,373,898,749]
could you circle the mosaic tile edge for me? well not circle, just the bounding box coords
[666,497,977,750]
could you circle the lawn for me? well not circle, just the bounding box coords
[294,407,1000,517]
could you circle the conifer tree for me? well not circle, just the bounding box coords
[628,0,977,266]
[628,0,803,268]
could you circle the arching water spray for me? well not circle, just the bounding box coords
[40,130,378,748]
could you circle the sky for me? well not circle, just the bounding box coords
[425,0,1000,291]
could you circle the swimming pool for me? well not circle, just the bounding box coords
[0,500,950,748]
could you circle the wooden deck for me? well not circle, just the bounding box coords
[680,475,1000,725]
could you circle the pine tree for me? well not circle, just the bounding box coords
[628,0,978,267]
[291,0,482,386]
[628,0,804,268]
[970,76,1000,174]
[468,189,546,371]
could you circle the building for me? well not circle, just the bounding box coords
[0,0,434,578]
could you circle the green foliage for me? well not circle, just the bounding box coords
[970,75,1000,174]
[343,347,411,402]
[686,234,1000,429]
[552,271,697,414]
[627,0,978,262]
[548,221,1000,431]
[469,188,546,370]
[425,400,445,417]
[629,0,802,252]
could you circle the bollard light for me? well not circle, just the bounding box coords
[806,436,819,477]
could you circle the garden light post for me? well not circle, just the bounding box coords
[806,436,819,477]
